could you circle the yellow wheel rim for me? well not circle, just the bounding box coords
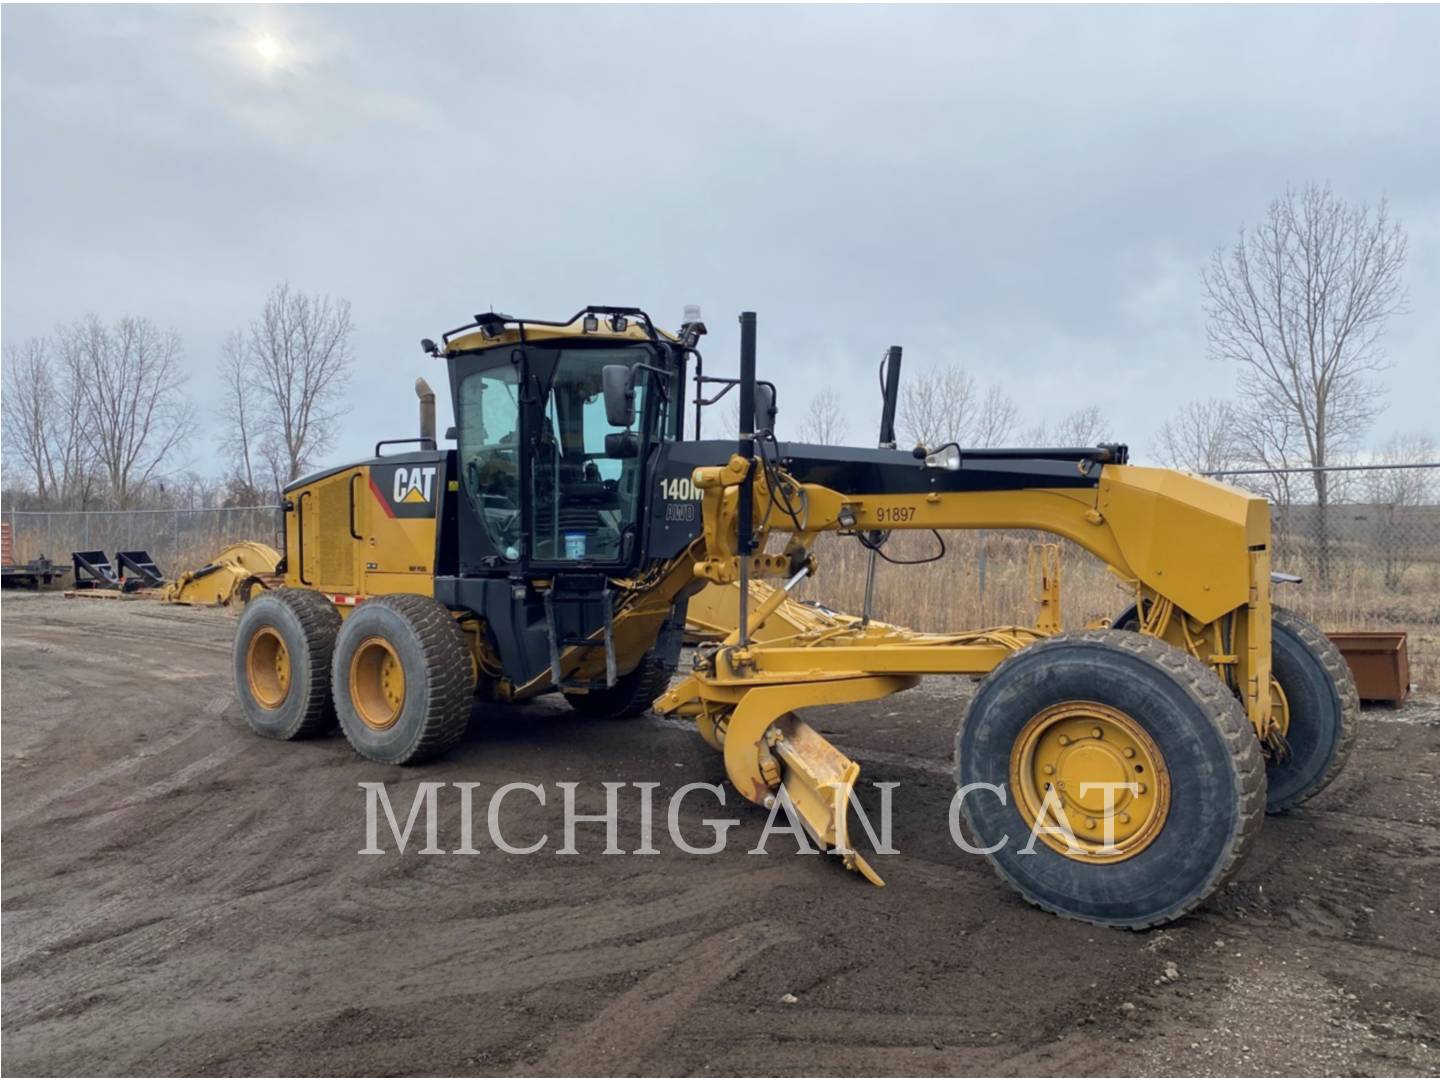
[246,627,291,710]
[1269,676,1290,737]
[350,637,406,730]
[1010,701,1171,864]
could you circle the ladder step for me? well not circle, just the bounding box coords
[544,580,618,691]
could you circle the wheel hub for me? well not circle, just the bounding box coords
[351,637,406,730]
[1269,676,1290,737]
[1010,701,1170,863]
[246,626,292,709]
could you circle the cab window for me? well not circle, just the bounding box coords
[457,363,523,559]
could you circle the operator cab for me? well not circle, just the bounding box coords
[441,308,688,574]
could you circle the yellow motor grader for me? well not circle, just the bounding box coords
[232,306,1356,928]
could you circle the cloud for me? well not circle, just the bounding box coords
[3,4,1438,477]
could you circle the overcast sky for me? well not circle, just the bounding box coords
[4,4,1438,477]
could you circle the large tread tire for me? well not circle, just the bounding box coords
[233,587,341,740]
[1266,607,1359,813]
[1110,602,1358,814]
[331,594,473,765]
[563,654,672,719]
[955,630,1266,930]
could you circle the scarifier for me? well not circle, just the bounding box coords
[232,306,1357,927]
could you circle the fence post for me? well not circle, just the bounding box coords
[977,529,988,623]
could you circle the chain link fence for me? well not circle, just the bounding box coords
[1205,464,1440,590]
[5,465,1436,679]
[4,505,283,577]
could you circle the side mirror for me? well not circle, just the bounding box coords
[444,425,457,441]
[602,364,635,428]
[604,431,640,459]
[754,383,778,434]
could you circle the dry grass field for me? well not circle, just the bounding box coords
[796,529,1439,685]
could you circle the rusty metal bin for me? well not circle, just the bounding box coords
[1326,631,1410,706]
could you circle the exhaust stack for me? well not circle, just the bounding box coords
[415,378,436,448]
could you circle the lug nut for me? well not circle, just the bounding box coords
[1119,813,1131,824]
[1136,783,1147,795]
[1058,735,1072,746]
[1085,817,1097,829]
[1091,727,1103,739]
[1043,764,1055,775]
[1123,747,1136,758]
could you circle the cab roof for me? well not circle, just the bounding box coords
[440,307,678,355]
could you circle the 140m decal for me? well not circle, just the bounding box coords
[660,476,699,501]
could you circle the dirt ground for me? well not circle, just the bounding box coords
[3,590,1438,1077]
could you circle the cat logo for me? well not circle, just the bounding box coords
[393,466,435,505]
[370,463,439,520]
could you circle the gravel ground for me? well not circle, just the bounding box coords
[3,590,1438,1076]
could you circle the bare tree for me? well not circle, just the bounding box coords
[1203,184,1408,577]
[55,314,195,508]
[971,385,1020,448]
[1053,404,1109,446]
[900,367,972,447]
[247,282,355,484]
[2,338,58,501]
[52,349,100,508]
[1155,398,1237,473]
[797,389,849,445]
[216,329,259,493]
[899,366,1020,448]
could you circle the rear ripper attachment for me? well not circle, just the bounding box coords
[230,303,1352,930]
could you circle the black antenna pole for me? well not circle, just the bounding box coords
[736,312,757,557]
[736,311,758,646]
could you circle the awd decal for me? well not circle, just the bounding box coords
[370,464,438,519]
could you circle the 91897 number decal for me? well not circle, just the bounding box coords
[874,505,917,524]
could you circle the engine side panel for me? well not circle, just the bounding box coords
[283,451,442,600]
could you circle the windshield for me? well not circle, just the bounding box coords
[531,347,664,562]
[455,345,670,564]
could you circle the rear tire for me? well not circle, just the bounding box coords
[233,588,341,740]
[563,654,671,719]
[955,630,1266,929]
[1265,608,1358,813]
[1110,602,1358,813]
[332,594,473,765]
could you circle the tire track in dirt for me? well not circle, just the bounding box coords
[5,594,1440,1076]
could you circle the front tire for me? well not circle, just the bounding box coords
[332,594,473,765]
[563,654,671,719]
[956,630,1266,929]
[233,588,341,740]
